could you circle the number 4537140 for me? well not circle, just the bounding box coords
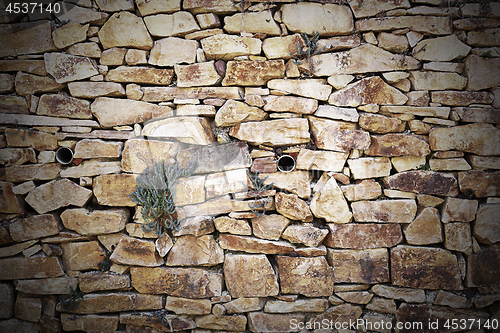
[5,2,61,14]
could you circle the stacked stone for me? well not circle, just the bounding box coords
[0,0,500,331]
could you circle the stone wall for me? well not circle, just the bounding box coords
[0,0,500,332]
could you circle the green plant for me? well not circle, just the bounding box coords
[417,163,431,171]
[147,310,176,331]
[246,169,274,216]
[129,159,197,237]
[59,286,84,315]
[290,31,326,76]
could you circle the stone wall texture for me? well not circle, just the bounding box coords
[0,0,500,332]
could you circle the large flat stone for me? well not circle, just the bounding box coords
[142,86,243,101]
[215,100,266,127]
[44,53,98,84]
[383,171,457,196]
[403,207,443,245]
[466,244,500,287]
[267,79,331,101]
[201,34,261,61]
[282,225,328,248]
[260,171,311,199]
[15,72,64,96]
[5,163,61,183]
[0,21,56,57]
[0,148,36,167]
[59,292,162,314]
[0,60,47,76]
[348,157,392,179]
[218,234,294,255]
[296,149,348,172]
[352,199,417,223]
[61,314,118,333]
[309,116,370,152]
[222,60,284,86]
[248,312,305,333]
[364,133,430,157]
[465,55,500,91]
[144,11,200,37]
[358,113,403,134]
[349,0,410,18]
[68,82,125,98]
[458,170,500,198]
[93,174,137,206]
[9,214,60,242]
[441,197,478,223]
[148,37,198,66]
[166,235,223,266]
[327,248,390,284]
[262,34,306,60]
[61,208,128,236]
[174,61,221,87]
[229,118,310,146]
[74,139,123,159]
[355,16,452,35]
[310,176,352,223]
[110,235,163,267]
[412,34,471,61]
[474,204,500,244]
[409,71,467,90]
[120,313,195,331]
[165,296,211,315]
[37,93,91,119]
[62,241,106,271]
[327,223,402,249]
[453,106,500,122]
[105,66,173,85]
[136,0,181,16]
[0,257,64,280]
[98,11,152,49]
[263,95,318,114]
[54,2,109,25]
[195,314,247,331]
[341,179,382,201]
[224,11,280,35]
[142,116,215,145]
[121,139,178,174]
[79,271,130,293]
[14,277,78,295]
[275,192,313,222]
[308,304,363,328]
[391,245,462,290]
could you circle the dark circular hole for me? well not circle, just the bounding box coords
[55,147,74,164]
[277,155,295,172]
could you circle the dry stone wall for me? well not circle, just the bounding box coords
[0,0,500,332]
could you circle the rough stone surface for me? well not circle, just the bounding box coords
[352,200,417,223]
[296,149,348,172]
[144,11,200,37]
[441,197,478,223]
[61,241,106,271]
[74,139,123,159]
[444,222,473,254]
[372,284,425,303]
[355,16,452,35]
[218,234,294,255]
[326,223,402,249]
[383,171,458,196]
[0,21,56,58]
[348,157,392,179]
[403,207,443,245]
[110,235,163,267]
[466,244,500,288]
[282,224,328,247]
[474,204,500,244]
[175,61,221,87]
[459,170,500,198]
[98,11,152,50]
[15,72,64,96]
[165,296,211,315]
[409,70,467,91]
[37,93,91,119]
[310,176,352,223]
[121,139,178,173]
[223,60,284,87]
[309,116,371,152]
[364,133,430,157]
[412,34,471,61]
[214,216,252,236]
[248,312,305,332]
[465,55,500,91]
[0,182,20,214]
[327,248,390,284]
[93,174,137,206]
[142,116,215,145]
[166,235,223,266]
[275,192,313,222]
[105,66,174,85]
[201,34,261,61]
[341,179,382,201]
[267,79,332,101]
[215,100,266,127]
[149,37,198,66]
[9,214,60,242]
[359,113,403,134]
[44,53,98,84]
[5,163,61,183]
[251,214,290,241]
[61,208,128,236]
[230,119,310,146]
[224,11,280,35]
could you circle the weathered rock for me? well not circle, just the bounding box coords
[224,297,265,314]
[98,11,152,49]
[195,314,247,331]
[218,234,294,255]
[121,139,178,174]
[230,119,309,146]
[143,86,243,102]
[79,272,130,293]
[222,60,284,87]
[4,163,60,183]
[67,42,102,58]
[54,2,109,24]
[73,139,122,159]
[0,256,64,280]
[267,79,331,101]
[176,142,251,174]
[183,0,237,14]
[0,95,28,114]
[474,204,500,244]
[282,224,328,247]
[142,116,215,145]
[13,295,42,322]
[110,235,163,267]
[52,21,88,49]
[403,207,443,245]
[468,155,500,169]
[149,37,198,66]
[58,292,162,314]
[327,223,402,249]
[60,208,128,236]
[15,72,64,96]
[459,170,500,198]
[0,240,38,258]
[310,176,352,223]
[105,66,174,85]
[131,266,222,297]
[259,171,311,199]
[409,70,467,90]
[275,192,313,222]
[0,148,37,167]
[0,182,20,214]
[224,254,279,298]
[467,27,500,46]
[214,216,251,236]
[248,312,305,332]
[14,277,78,295]
[309,116,371,152]
[0,60,47,76]
[61,241,105,271]
[277,256,334,297]
[262,34,306,60]
[296,149,348,172]
[444,222,472,253]
[430,123,500,156]
[366,296,397,314]
[391,245,462,290]
[465,55,500,91]
[441,197,478,223]
[336,291,373,305]
[368,135,430,159]
[352,199,417,223]
[281,3,353,36]
[61,314,118,333]
[176,104,216,116]
[166,235,223,266]
[0,21,56,58]
[431,93,493,109]
[264,299,328,314]
[26,179,92,214]
[9,214,60,242]
[372,284,425,303]
[356,16,452,35]
[165,297,211,315]
[5,129,53,151]
[136,0,181,16]
[215,100,266,127]
[308,303,363,328]
[93,174,137,206]
[429,158,471,171]
[327,248,389,283]
[412,34,471,62]
[314,105,359,122]
[44,53,98,84]
[201,34,261,60]
[359,113,403,134]
[383,171,458,196]
[60,160,121,178]
[329,76,407,107]
[144,11,199,37]
[341,179,382,201]
[174,61,221,87]
[68,82,125,99]
[225,10,280,35]
[349,0,410,18]
[311,44,420,76]
[348,157,392,179]
[466,244,500,287]
[37,93,92,119]
[120,312,196,331]
[251,214,290,241]
[91,97,173,128]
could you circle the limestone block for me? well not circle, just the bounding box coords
[98,11,152,49]
[403,207,443,245]
[215,100,266,127]
[61,241,105,271]
[349,0,410,18]
[222,60,284,86]
[355,16,452,35]
[296,149,348,172]
[120,312,195,331]
[166,235,224,266]
[74,139,122,159]
[175,61,221,87]
[309,116,370,152]
[214,216,252,236]
[268,79,331,101]
[61,314,118,333]
[110,235,163,267]
[384,171,457,196]
[218,234,294,255]
[248,312,305,332]
[275,192,313,222]
[183,0,237,14]
[230,118,310,146]
[61,208,128,236]
[327,223,402,249]
[377,32,409,53]
[93,174,137,206]
[474,204,500,244]
[201,34,261,61]
[251,214,290,241]
[413,34,471,61]
[136,0,181,16]
[459,170,500,198]
[262,34,305,60]
[105,66,174,85]
[310,176,352,223]
[365,133,430,157]
[314,105,359,122]
[52,21,89,49]
[121,139,178,174]
[444,222,472,254]
[277,256,333,297]
[465,55,500,91]
[144,11,200,37]
[371,284,425,303]
[409,71,467,91]
[429,158,471,171]
[68,82,125,99]
[9,214,60,242]
[441,197,478,223]
[15,72,64,96]
[348,157,392,179]
[37,93,91,119]
[263,95,318,114]
[282,224,328,247]
[67,42,102,58]
[149,37,198,66]
[341,179,382,201]
[466,244,500,287]
[195,314,246,331]
[327,248,389,284]
[165,296,211,315]
[0,21,56,58]
[352,199,417,223]
[44,53,98,84]
[359,113,403,134]
[0,182,20,214]
[224,11,280,35]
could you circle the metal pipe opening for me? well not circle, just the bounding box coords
[277,155,295,172]
[55,147,74,165]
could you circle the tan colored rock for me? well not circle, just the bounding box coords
[433,290,471,309]
[124,49,148,65]
[13,295,41,322]
[466,244,500,287]
[14,277,78,295]
[453,106,500,123]
[165,296,211,315]
[474,204,500,244]
[359,113,403,134]
[67,42,102,58]
[225,11,280,35]
[310,176,352,223]
[403,207,443,245]
[214,216,251,235]
[356,16,452,35]
[247,312,305,332]
[314,105,359,122]
[205,169,246,200]
[311,44,419,76]
[296,149,348,172]
[352,199,417,223]
[308,303,363,327]
[372,284,425,303]
[222,60,284,87]
[184,0,237,14]
[144,11,199,37]
[73,139,122,159]
[58,292,162,314]
[0,95,27,114]
[36,93,91,119]
[327,223,402,249]
[468,155,500,169]
[149,37,198,66]
[430,123,500,156]
[366,297,397,314]
[105,66,173,85]
[224,297,265,314]
[229,118,309,146]
[61,314,118,333]
[429,158,471,171]
[391,245,461,290]
[78,272,128,294]
[259,171,311,199]
[349,0,410,18]
[309,116,370,152]
[262,34,305,60]
[391,156,426,172]
[201,34,261,61]
[5,128,58,151]
[413,34,471,61]
[121,139,178,174]
[54,2,109,24]
[251,214,290,240]
[142,86,243,101]
[174,61,221,87]
[0,73,14,93]
[341,179,381,201]
[215,100,266,127]
[182,195,272,217]
[60,208,128,236]
[142,116,215,145]
[52,21,88,49]
[93,174,137,206]
[176,104,216,116]
[444,222,472,254]
[26,179,92,214]
[282,3,353,36]
[409,70,467,90]
[0,21,56,58]
[417,194,444,208]
[91,97,173,128]
[459,170,500,198]
[267,79,331,101]
[122,312,197,331]
[0,60,47,76]
[60,160,121,178]
[61,241,105,271]
[110,235,163,267]
[282,224,328,247]
[224,254,279,298]
[262,96,317,115]
[441,197,478,223]
[218,234,294,255]
[365,133,430,157]
[166,235,223,266]
[336,291,373,304]
[327,248,389,283]
[465,55,500,91]
[381,105,449,118]
[383,170,458,196]
[275,192,313,222]
[195,314,247,331]
[44,53,98,84]
[9,214,60,242]
[136,0,181,16]
[277,256,334,297]
[0,182,20,214]
[377,32,409,53]
[98,11,152,49]
[264,299,327,313]
[15,72,63,96]
[0,257,64,280]
[68,82,125,99]
[347,157,392,179]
